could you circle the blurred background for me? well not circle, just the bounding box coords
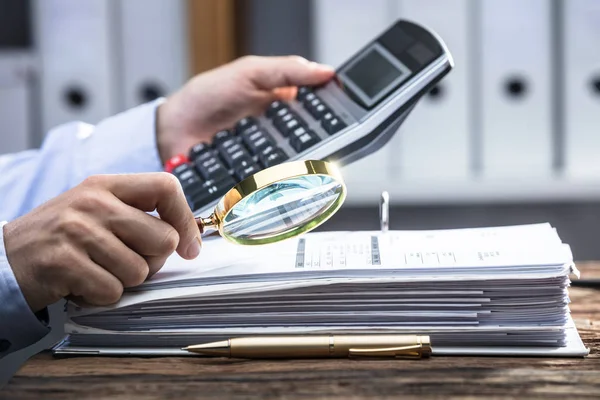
[1,0,600,383]
[1,0,600,252]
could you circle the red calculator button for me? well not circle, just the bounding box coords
[164,154,189,173]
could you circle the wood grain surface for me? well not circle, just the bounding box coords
[3,264,600,400]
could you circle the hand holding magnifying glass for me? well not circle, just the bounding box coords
[195,160,346,245]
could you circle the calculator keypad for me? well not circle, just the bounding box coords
[170,86,347,212]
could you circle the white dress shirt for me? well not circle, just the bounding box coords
[0,99,165,357]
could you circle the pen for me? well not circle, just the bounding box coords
[182,334,431,359]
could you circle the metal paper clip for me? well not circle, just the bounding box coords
[379,191,389,233]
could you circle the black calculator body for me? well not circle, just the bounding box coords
[167,19,453,217]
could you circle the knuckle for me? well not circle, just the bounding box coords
[82,175,107,188]
[125,258,150,287]
[103,284,124,305]
[287,55,307,64]
[58,210,91,238]
[239,55,260,65]
[159,228,180,254]
[158,172,182,195]
[44,242,77,274]
[74,190,111,213]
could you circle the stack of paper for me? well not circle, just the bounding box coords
[53,223,589,357]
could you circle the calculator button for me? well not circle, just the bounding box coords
[311,103,330,119]
[195,157,230,181]
[242,128,269,142]
[164,154,188,173]
[259,145,277,158]
[237,123,260,137]
[194,150,215,164]
[172,162,191,176]
[229,149,253,166]
[242,130,274,152]
[176,169,202,189]
[235,117,258,134]
[260,149,288,167]
[303,92,317,104]
[176,168,195,181]
[273,113,296,135]
[322,111,334,123]
[235,164,261,181]
[266,101,286,118]
[323,117,347,135]
[297,86,312,101]
[223,148,253,169]
[180,175,202,190]
[290,131,321,153]
[220,142,244,155]
[186,178,235,211]
[305,98,326,119]
[196,156,218,170]
[282,119,304,136]
[276,111,294,123]
[275,107,290,119]
[218,142,255,168]
[290,126,310,140]
[213,130,233,146]
[217,137,241,152]
[189,142,211,161]
[246,135,274,155]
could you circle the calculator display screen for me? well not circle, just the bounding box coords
[345,49,403,99]
[339,43,411,109]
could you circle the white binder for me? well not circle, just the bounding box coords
[479,0,553,178]
[118,0,188,109]
[393,0,472,181]
[34,0,119,134]
[311,0,395,200]
[563,0,600,180]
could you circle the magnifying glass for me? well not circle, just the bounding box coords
[195,160,346,245]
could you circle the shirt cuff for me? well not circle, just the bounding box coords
[74,99,166,184]
[0,222,50,355]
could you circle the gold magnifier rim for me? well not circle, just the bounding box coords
[207,159,346,246]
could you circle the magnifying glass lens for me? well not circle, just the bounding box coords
[221,175,344,243]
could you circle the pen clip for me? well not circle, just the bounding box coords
[348,344,426,359]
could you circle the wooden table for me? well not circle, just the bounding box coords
[4,264,600,400]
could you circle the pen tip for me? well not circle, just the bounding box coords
[182,340,231,356]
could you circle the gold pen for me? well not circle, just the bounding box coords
[182,334,431,359]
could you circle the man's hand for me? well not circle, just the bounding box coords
[156,55,335,163]
[2,173,201,312]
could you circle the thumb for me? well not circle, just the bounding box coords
[249,55,336,90]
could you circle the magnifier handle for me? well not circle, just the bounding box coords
[195,217,205,233]
[195,215,218,234]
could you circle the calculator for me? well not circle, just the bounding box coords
[165,19,453,217]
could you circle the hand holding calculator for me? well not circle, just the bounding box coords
[165,19,453,217]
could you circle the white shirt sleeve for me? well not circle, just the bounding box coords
[0,98,165,220]
[0,99,165,356]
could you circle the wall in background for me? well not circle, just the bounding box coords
[1,0,599,206]
[0,0,191,154]
[312,0,600,205]
[0,0,36,153]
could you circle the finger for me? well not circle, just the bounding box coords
[273,86,298,101]
[249,55,335,91]
[93,174,201,260]
[145,254,171,279]
[109,201,181,263]
[84,225,151,288]
[65,251,125,306]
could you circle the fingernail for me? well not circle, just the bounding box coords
[186,237,202,259]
